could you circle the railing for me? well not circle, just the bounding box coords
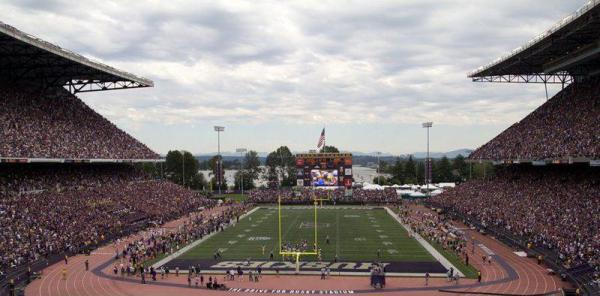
[425,201,600,296]
[468,0,600,77]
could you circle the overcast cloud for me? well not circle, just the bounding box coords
[0,0,584,154]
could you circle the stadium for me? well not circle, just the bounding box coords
[0,1,599,296]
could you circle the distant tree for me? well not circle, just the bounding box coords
[390,157,405,184]
[234,171,255,190]
[404,155,417,184]
[165,150,199,186]
[416,161,425,185]
[434,156,453,183]
[452,154,468,182]
[245,150,262,185]
[373,176,388,185]
[265,146,295,187]
[165,150,183,183]
[378,160,388,173]
[189,172,208,190]
[210,176,227,191]
[320,145,340,153]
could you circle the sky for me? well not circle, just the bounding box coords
[0,0,585,155]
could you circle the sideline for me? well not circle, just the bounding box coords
[152,207,261,269]
[383,207,464,277]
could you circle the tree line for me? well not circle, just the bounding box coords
[374,154,494,185]
[141,145,492,191]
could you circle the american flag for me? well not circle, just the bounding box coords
[317,128,325,149]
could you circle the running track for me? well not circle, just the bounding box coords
[25,206,569,296]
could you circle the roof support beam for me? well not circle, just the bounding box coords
[471,73,573,84]
[543,40,600,73]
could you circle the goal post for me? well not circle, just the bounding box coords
[277,194,319,259]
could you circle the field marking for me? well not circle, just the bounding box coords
[151,207,260,269]
[383,241,392,246]
[379,235,388,239]
[383,207,464,277]
[248,236,271,241]
[299,222,330,229]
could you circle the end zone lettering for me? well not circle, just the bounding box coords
[211,261,385,271]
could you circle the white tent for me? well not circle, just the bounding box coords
[422,184,439,191]
[430,189,443,196]
[397,189,416,196]
[362,183,385,190]
[409,191,426,198]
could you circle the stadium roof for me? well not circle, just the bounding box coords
[468,0,600,83]
[0,22,153,93]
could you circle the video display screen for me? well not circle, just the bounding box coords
[296,153,352,188]
[311,169,339,186]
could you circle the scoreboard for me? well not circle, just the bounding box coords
[295,153,353,188]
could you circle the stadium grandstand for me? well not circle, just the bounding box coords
[434,1,600,295]
[0,21,218,295]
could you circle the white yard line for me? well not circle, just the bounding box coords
[152,206,261,269]
[383,206,464,277]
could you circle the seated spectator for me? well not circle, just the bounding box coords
[433,165,600,270]
[0,85,158,159]
[469,78,600,161]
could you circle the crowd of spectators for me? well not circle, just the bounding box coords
[0,163,146,194]
[400,203,470,261]
[0,85,158,159]
[0,164,217,273]
[247,187,398,204]
[469,78,600,160]
[433,165,600,270]
[120,202,250,272]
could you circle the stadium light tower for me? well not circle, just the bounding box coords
[376,151,382,185]
[214,126,225,195]
[236,148,247,195]
[422,122,433,195]
[181,150,186,188]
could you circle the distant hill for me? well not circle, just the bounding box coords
[192,149,472,164]
[411,149,473,159]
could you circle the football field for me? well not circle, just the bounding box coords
[179,207,434,262]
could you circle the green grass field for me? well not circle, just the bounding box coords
[180,207,434,262]
[209,193,249,202]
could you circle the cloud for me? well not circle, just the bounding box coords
[0,0,584,152]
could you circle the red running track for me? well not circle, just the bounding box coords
[25,206,570,296]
